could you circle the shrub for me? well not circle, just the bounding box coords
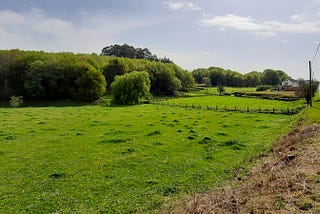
[10,96,23,107]
[256,85,271,91]
[75,62,106,101]
[217,84,225,95]
[295,81,319,105]
[111,71,150,105]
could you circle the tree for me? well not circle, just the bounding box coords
[101,44,171,63]
[24,60,46,98]
[0,49,23,99]
[208,67,225,86]
[244,71,262,87]
[147,62,181,95]
[295,81,319,105]
[75,62,106,101]
[171,64,195,91]
[111,71,150,105]
[192,68,209,84]
[261,69,283,86]
[102,58,128,88]
[217,84,225,95]
[202,77,211,92]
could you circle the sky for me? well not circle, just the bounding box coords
[0,0,320,79]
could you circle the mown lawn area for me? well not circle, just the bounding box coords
[0,103,297,213]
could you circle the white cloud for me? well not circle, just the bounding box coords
[164,1,201,11]
[200,14,320,36]
[185,2,201,11]
[165,2,185,10]
[200,14,269,32]
[0,8,155,53]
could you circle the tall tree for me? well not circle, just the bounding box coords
[101,44,171,62]
[102,58,129,89]
[261,69,282,86]
[244,71,262,87]
[75,62,106,101]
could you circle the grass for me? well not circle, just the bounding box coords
[162,95,305,112]
[195,87,257,95]
[0,100,298,213]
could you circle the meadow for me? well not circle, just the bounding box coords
[0,91,304,213]
[0,99,299,213]
[162,94,305,113]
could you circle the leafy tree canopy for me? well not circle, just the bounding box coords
[192,67,290,87]
[101,44,172,63]
[111,71,150,105]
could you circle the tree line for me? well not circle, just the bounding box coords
[101,44,172,63]
[0,47,301,104]
[0,49,194,102]
[192,67,290,87]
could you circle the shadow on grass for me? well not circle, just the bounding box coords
[0,99,92,108]
[0,95,114,108]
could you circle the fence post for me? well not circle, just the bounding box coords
[247,107,249,112]
[273,108,275,114]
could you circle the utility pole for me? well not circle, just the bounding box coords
[309,60,312,107]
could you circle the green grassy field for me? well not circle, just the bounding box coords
[195,87,257,95]
[162,95,305,112]
[0,100,298,213]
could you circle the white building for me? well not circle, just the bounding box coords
[282,79,299,87]
[281,79,300,91]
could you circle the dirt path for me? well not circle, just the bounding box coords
[181,124,320,213]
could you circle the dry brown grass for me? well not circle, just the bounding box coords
[175,124,320,214]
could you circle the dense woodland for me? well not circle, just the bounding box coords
[0,49,194,101]
[192,67,290,87]
[0,46,300,103]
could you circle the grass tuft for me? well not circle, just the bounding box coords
[147,130,161,136]
[49,173,66,179]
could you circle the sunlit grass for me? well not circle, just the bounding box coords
[0,104,297,213]
[163,95,305,112]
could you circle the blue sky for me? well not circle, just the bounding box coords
[0,0,320,79]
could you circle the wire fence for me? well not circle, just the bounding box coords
[152,100,305,115]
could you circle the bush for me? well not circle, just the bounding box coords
[75,62,106,101]
[256,85,271,92]
[217,84,225,95]
[111,71,150,105]
[10,96,23,107]
[295,81,319,105]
